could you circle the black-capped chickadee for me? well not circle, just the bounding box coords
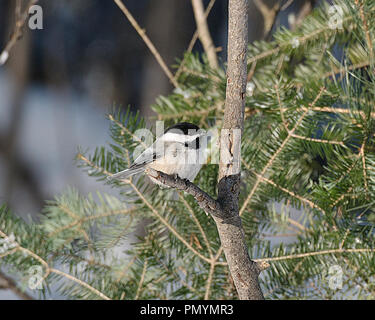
[109,122,206,186]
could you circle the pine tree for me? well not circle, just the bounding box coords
[1,0,375,300]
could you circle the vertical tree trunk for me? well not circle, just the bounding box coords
[216,0,264,300]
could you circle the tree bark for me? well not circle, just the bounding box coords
[145,0,265,300]
[215,0,264,300]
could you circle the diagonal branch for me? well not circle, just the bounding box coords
[134,260,148,300]
[254,0,280,38]
[354,0,373,60]
[0,0,39,66]
[191,0,219,69]
[0,271,34,300]
[178,192,214,258]
[127,180,212,263]
[247,16,353,65]
[113,0,179,88]
[242,160,323,217]
[255,248,375,263]
[146,169,222,218]
[0,229,111,300]
[175,0,216,80]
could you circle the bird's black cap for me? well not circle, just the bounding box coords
[165,122,200,135]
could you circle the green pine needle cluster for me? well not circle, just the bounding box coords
[1,0,375,300]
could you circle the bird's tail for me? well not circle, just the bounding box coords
[107,167,145,181]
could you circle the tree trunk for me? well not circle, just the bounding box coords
[216,0,264,300]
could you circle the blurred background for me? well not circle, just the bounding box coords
[0,0,318,298]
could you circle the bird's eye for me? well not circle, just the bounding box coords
[185,142,189,148]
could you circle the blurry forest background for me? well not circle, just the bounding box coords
[0,0,317,298]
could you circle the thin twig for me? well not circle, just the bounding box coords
[113,0,179,88]
[297,105,375,118]
[255,248,375,263]
[247,16,353,65]
[290,134,344,146]
[0,271,34,300]
[289,0,314,31]
[281,0,294,11]
[245,163,324,217]
[0,230,111,300]
[175,0,216,80]
[322,60,370,79]
[48,205,135,237]
[178,192,213,258]
[359,138,369,196]
[254,0,280,38]
[204,262,215,300]
[127,180,212,264]
[134,260,148,300]
[50,268,110,300]
[0,0,38,66]
[276,85,345,146]
[191,0,218,69]
[354,0,373,60]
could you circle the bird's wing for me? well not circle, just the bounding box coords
[130,143,162,168]
[108,144,161,181]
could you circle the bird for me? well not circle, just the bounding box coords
[108,122,206,186]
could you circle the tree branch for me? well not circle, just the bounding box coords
[253,0,280,39]
[0,0,38,66]
[0,229,111,300]
[255,248,375,263]
[147,0,265,300]
[146,169,222,218]
[174,0,216,80]
[191,0,219,69]
[113,0,179,89]
[0,271,34,300]
[214,0,264,300]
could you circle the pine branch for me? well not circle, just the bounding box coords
[0,229,111,300]
[178,192,214,258]
[126,179,212,264]
[255,248,375,263]
[240,86,326,217]
[146,169,222,218]
[134,260,148,300]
